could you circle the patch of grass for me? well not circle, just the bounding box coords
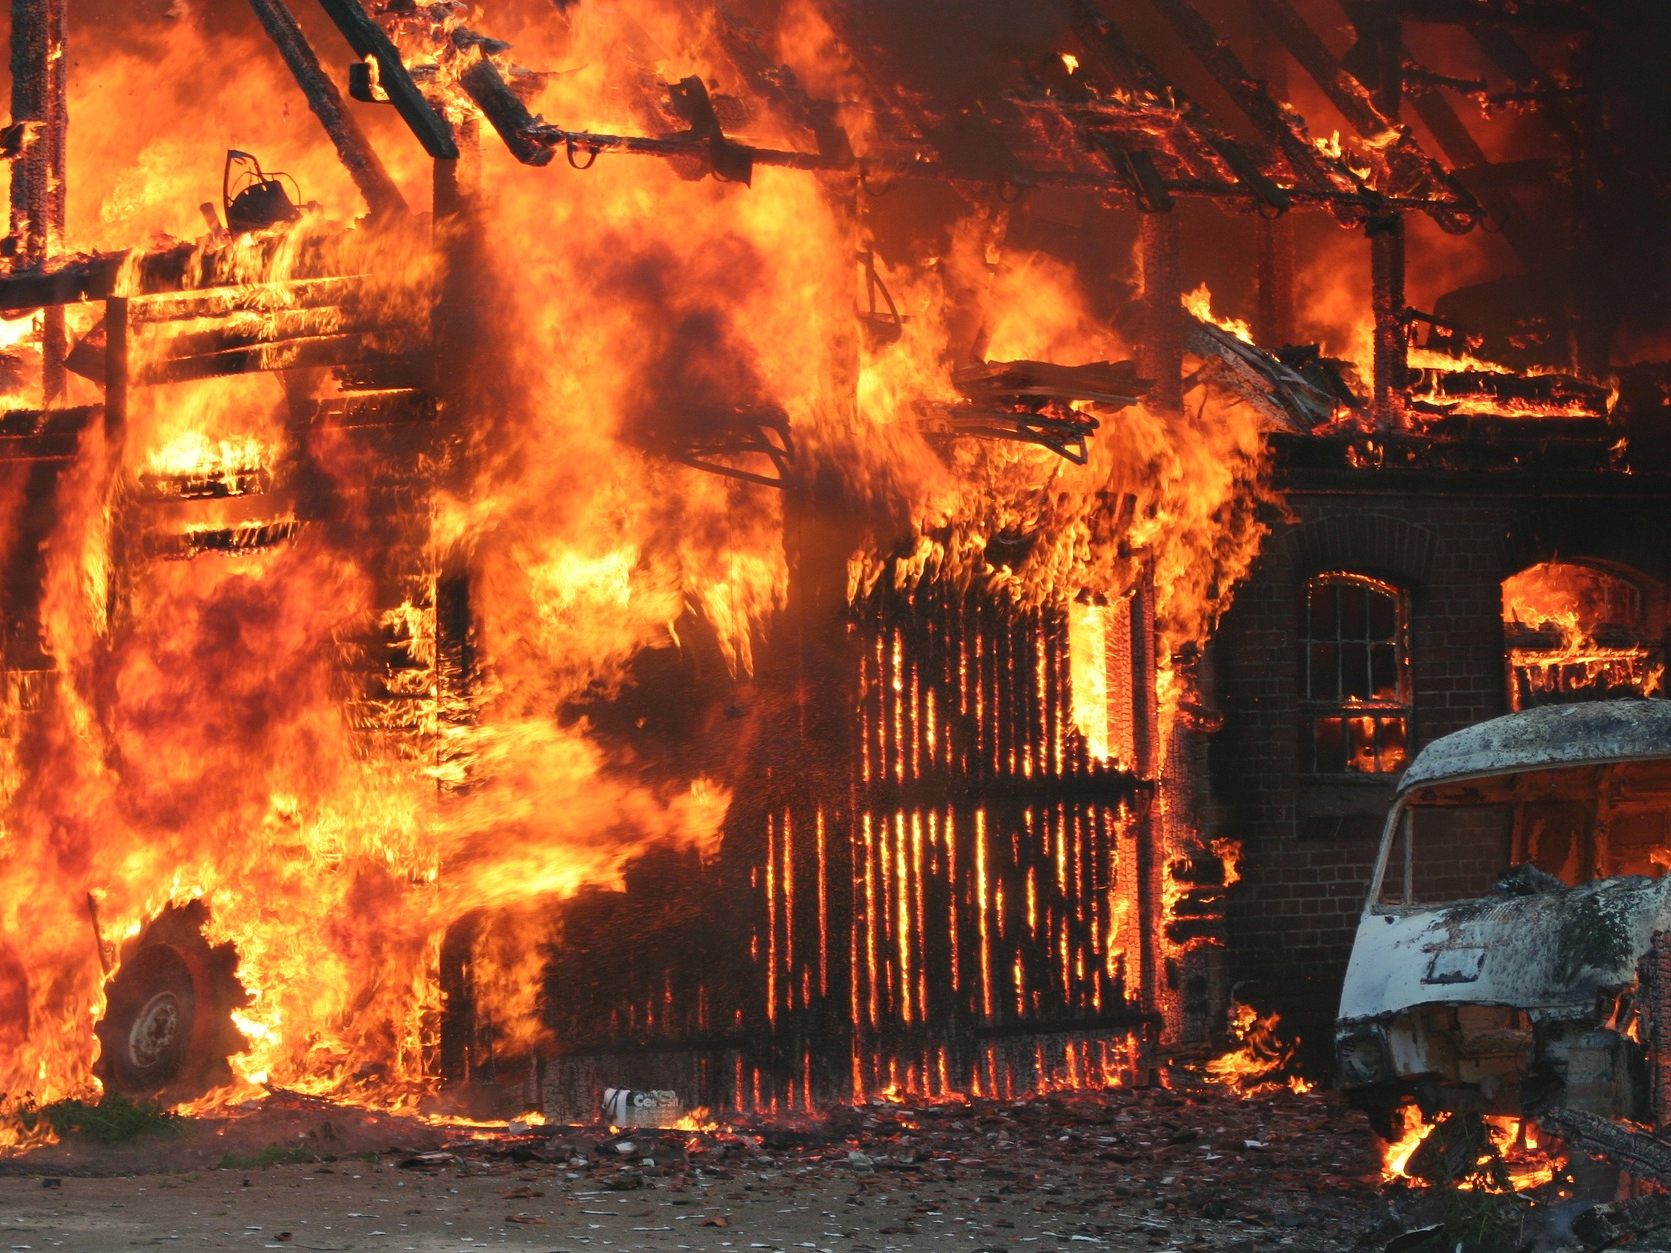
[1438,1189,1524,1252]
[218,1143,378,1170]
[218,1143,321,1170]
[31,1096,184,1145]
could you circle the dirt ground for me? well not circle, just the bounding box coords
[0,1083,1600,1253]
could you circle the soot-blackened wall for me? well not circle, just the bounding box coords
[1209,434,1671,1071]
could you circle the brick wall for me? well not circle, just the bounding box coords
[1208,455,1671,1073]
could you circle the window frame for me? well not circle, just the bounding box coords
[1298,571,1412,777]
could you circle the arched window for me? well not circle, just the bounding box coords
[1301,573,1410,774]
[1501,561,1663,710]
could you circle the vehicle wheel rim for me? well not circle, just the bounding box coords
[128,989,183,1070]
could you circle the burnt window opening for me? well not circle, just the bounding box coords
[1501,561,1665,710]
[1300,573,1410,776]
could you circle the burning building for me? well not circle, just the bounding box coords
[0,0,1664,1136]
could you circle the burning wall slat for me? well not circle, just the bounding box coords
[755,576,1160,1108]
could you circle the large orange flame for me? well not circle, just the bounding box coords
[0,0,1282,1139]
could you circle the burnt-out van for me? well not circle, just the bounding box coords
[1335,699,1671,1136]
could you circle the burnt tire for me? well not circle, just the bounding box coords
[93,899,248,1102]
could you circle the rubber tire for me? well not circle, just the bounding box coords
[93,899,248,1103]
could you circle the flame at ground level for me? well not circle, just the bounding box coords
[1382,1113,1561,1192]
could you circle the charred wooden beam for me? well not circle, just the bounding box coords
[7,0,65,264]
[462,49,1449,216]
[142,305,393,360]
[456,56,555,167]
[104,296,127,441]
[306,388,433,430]
[134,336,421,386]
[66,280,397,386]
[1143,0,1368,219]
[247,0,407,217]
[1369,214,1407,427]
[0,403,96,460]
[1139,212,1184,415]
[129,274,367,323]
[1247,0,1477,227]
[1089,136,1172,213]
[143,518,303,562]
[1407,365,1612,415]
[9,0,67,399]
[463,57,765,185]
[0,243,194,311]
[1253,0,1393,136]
[1072,2,1290,213]
[133,464,274,503]
[314,0,457,159]
[1255,213,1296,347]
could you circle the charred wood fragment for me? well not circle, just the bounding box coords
[943,360,1149,464]
[1571,1194,1671,1250]
[669,406,793,489]
[1544,1108,1671,1183]
[247,0,407,217]
[1182,321,1342,432]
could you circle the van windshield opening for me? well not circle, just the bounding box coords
[1376,761,1671,907]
